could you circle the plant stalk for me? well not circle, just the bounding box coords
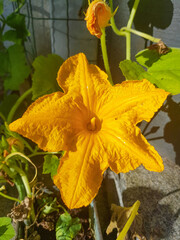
[0,191,22,203]
[7,88,32,124]
[100,28,113,85]
[122,27,161,43]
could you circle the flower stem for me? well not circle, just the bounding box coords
[28,151,62,158]
[127,0,140,29]
[109,0,125,37]
[100,28,113,85]
[125,0,140,60]
[0,190,22,203]
[5,152,37,185]
[125,31,131,60]
[122,27,161,43]
[7,88,32,124]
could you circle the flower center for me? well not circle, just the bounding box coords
[87,117,98,131]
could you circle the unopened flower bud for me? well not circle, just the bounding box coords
[6,137,24,153]
[85,0,112,38]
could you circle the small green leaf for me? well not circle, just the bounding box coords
[43,155,60,179]
[41,198,59,216]
[4,44,31,90]
[136,48,180,95]
[6,12,30,41]
[32,54,63,100]
[2,30,22,44]
[0,217,16,240]
[0,0,3,15]
[56,213,81,240]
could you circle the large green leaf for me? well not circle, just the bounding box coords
[136,48,180,95]
[119,59,157,84]
[32,54,63,100]
[0,93,19,118]
[0,0,3,15]
[0,49,9,77]
[56,213,81,240]
[0,217,16,240]
[6,12,30,41]
[43,154,60,179]
[2,30,22,44]
[4,44,31,90]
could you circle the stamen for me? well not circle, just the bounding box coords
[87,117,97,131]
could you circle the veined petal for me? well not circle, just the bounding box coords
[100,119,164,173]
[56,53,111,115]
[9,92,87,152]
[53,132,108,209]
[98,79,169,124]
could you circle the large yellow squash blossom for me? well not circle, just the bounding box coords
[9,53,168,209]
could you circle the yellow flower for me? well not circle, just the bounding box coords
[85,0,112,38]
[9,53,168,209]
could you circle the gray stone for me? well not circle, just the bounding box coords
[121,159,180,239]
[92,159,180,240]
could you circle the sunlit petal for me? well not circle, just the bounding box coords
[9,92,87,152]
[54,132,108,209]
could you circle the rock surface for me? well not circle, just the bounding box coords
[93,158,180,240]
[121,158,180,240]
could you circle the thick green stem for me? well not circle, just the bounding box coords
[125,0,140,60]
[11,165,31,197]
[125,32,131,60]
[14,175,26,201]
[11,165,35,221]
[7,88,32,124]
[100,28,113,85]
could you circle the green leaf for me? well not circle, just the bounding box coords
[6,12,30,41]
[41,198,59,215]
[119,59,157,84]
[1,135,8,149]
[43,155,59,179]
[136,48,180,95]
[4,44,31,90]
[0,93,19,118]
[56,213,81,240]
[0,217,16,240]
[2,30,22,44]
[0,0,3,15]
[32,54,63,100]
[0,49,9,77]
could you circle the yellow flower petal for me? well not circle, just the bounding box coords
[54,132,108,209]
[57,53,111,114]
[9,92,87,152]
[99,119,164,173]
[98,79,169,124]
